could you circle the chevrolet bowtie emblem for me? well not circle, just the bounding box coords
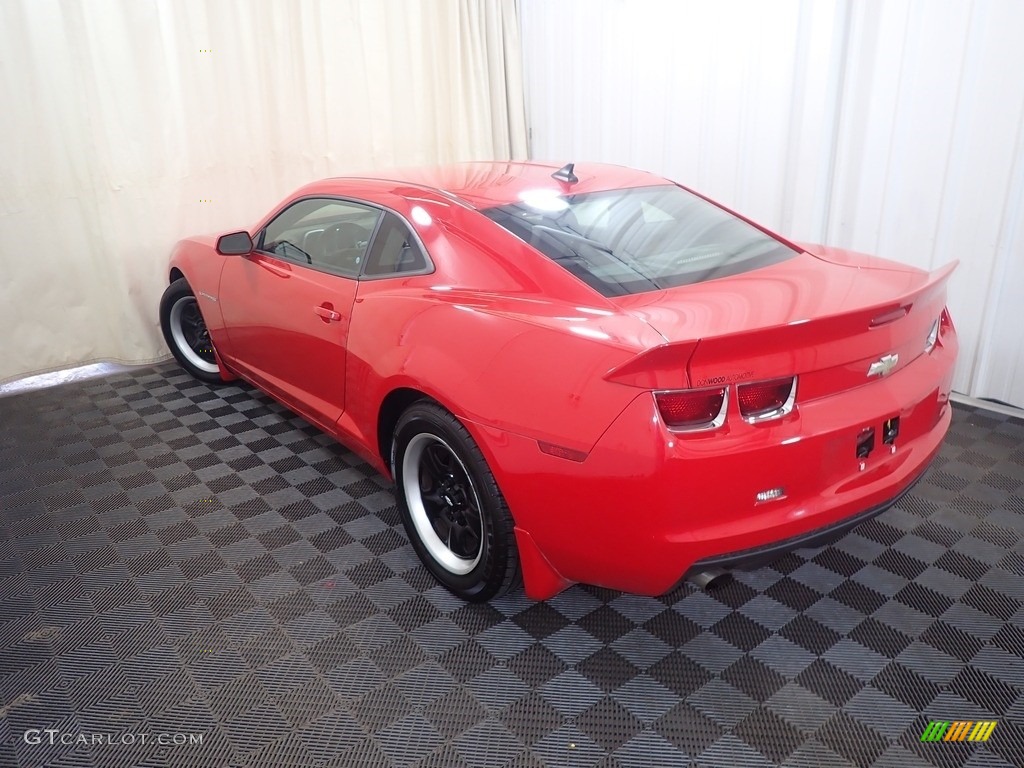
[868,353,899,378]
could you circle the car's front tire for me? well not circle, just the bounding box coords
[159,278,223,384]
[393,402,520,602]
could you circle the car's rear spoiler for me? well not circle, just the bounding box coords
[605,261,957,391]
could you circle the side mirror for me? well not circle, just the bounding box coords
[216,231,253,255]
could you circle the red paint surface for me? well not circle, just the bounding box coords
[167,162,958,598]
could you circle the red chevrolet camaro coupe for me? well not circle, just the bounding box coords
[160,161,958,601]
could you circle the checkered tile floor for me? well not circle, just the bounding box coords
[1,363,1022,768]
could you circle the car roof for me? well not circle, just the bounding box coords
[320,161,670,209]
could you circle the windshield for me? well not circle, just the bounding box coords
[482,184,799,297]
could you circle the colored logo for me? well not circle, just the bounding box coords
[920,721,997,742]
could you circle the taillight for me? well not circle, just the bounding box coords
[737,377,796,422]
[924,317,940,353]
[655,387,728,431]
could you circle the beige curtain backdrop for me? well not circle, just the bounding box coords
[0,0,528,384]
[520,0,1024,407]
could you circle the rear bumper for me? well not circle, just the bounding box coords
[686,466,926,573]
[474,332,957,599]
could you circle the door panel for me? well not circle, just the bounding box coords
[219,252,356,432]
[217,197,381,431]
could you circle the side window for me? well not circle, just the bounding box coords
[260,198,381,278]
[363,212,430,277]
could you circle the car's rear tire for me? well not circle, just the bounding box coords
[392,401,520,602]
[159,278,223,384]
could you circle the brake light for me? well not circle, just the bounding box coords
[924,317,940,353]
[737,377,796,422]
[655,387,728,431]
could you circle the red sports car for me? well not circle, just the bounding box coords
[160,161,958,602]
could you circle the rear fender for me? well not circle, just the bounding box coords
[344,289,651,458]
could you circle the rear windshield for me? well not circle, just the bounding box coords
[482,184,799,297]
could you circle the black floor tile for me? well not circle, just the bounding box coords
[1,366,1022,766]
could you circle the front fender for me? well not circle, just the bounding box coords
[167,236,230,348]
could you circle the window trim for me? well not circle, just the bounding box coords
[254,195,435,281]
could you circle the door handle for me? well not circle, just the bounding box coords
[314,305,342,322]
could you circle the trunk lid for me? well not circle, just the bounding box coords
[611,251,955,397]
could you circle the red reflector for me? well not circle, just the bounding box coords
[655,388,726,430]
[537,441,588,462]
[737,377,794,418]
